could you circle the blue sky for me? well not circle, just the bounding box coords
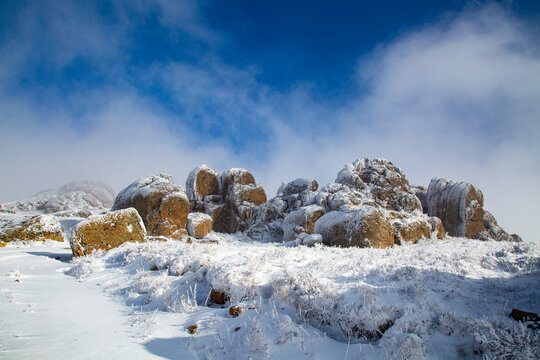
[0,0,539,241]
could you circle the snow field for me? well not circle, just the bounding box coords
[68,236,539,359]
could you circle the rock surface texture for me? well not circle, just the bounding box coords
[71,208,146,257]
[0,214,64,243]
[112,174,190,239]
[426,178,485,238]
[187,212,213,239]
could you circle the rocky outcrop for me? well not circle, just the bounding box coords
[112,174,190,239]
[336,158,422,213]
[426,178,485,238]
[71,208,146,257]
[282,205,325,242]
[2,181,115,218]
[187,212,213,239]
[477,210,522,242]
[185,166,268,234]
[0,214,64,243]
[314,206,394,248]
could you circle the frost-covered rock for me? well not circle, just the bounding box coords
[186,164,221,202]
[336,158,422,213]
[0,214,64,242]
[211,203,240,234]
[112,174,190,239]
[187,212,213,239]
[282,205,325,242]
[412,185,428,214]
[314,206,394,248]
[222,168,267,206]
[388,212,442,244]
[427,178,485,238]
[477,210,522,242]
[2,181,115,217]
[71,208,146,257]
[272,178,320,214]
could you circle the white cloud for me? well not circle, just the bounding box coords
[0,2,538,242]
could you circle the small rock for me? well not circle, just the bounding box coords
[229,306,243,318]
[187,325,198,334]
[210,289,229,304]
[187,212,213,239]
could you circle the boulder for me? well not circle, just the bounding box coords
[211,203,239,234]
[426,178,485,238]
[70,208,146,257]
[222,168,267,206]
[112,174,190,239]
[282,205,325,242]
[388,213,434,244]
[336,158,422,213]
[314,206,394,248]
[428,216,445,239]
[186,164,221,202]
[187,212,213,239]
[279,178,318,196]
[412,186,428,214]
[0,214,64,243]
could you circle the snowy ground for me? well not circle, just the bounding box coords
[1,237,539,359]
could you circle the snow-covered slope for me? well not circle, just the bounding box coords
[2,181,115,218]
[64,236,538,359]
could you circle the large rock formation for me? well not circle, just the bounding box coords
[112,174,190,239]
[336,158,422,213]
[186,166,268,234]
[426,178,485,238]
[314,206,395,248]
[0,214,64,243]
[71,208,146,257]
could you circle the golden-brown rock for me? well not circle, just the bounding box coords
[71,208,146,257]
[186,165,222,201]
[187,212,213,239]
[0,214,64,243]
[314,207,394,248]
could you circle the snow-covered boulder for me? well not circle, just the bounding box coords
[112,174,190,239]
[336,158,422,213]
[279,178,318,197]
[314,206,394,248]
[0,214,64,243]
[426,178,485,238]
[71,208,146,257]
[222,168,267,206]
[2,181,115,217]
[187,212,213,239]
[388,212,443,244]
[411,185,428,214]
[186,164,221,202]
[282,205,325,242]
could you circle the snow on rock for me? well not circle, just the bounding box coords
[71,208,146,257]
[427,178,486,238]
[387,212,442,244]
[186,212,213,239]
[282,205,325,242]
[0,213,64,243]
[185,164,221,202]
[2,180,115,217]
[314,206,394,248]
[336,158,422,213]
[479,210,523,242]
[112,174,190,239]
